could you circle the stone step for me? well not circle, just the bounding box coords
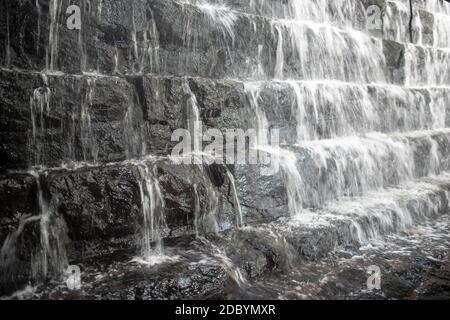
[1,247,231,299]
[2,0,447,85]
[223,173,450,277]
[0,0,391,81]
[244,80,450,143]
[236,129,450,220]
[0,159,239,262]
[0,69,144,170]
[2,69,449,171]
[5,172,450,299]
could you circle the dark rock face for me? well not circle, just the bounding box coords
[0,70,257,172]
[0,69,141,170]
[0,174,38,244]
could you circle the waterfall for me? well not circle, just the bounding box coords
[5,7,10,68]
[136,162,166,259]
[29,76,51,166]
[46,0,61,73]
[273,24,284,80]
[204,183,220,234]
[244,82,304,216]
[195,1,237,46]
[29,170,68,281]
[433,14,450,48]
[197,173,220,234]
[35,0,42,54]
[3,0,450,300]
[272,20,386,82]
[411,9,424,45]
[404,43,450,86]
[130,2,159,75]
[258,145,304,216]
[183,80,202,156]
[425,0,450,15]
[383,1,410,43]
[78,1,87,72]
[80,78,98,162]
[193,183,201,236]
[226,170,244,227]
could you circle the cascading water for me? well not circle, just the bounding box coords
[29,170,68,282]
[225,170,244,227]
[2,0,450,300]
[30,75,51,166]
[80,78,99,163]
[183,80,202,157]
[383,0,410,43]
[244,82,303,216]
[46,0,61,73]
[135,162,167,261]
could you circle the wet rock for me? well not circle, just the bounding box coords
[0,69,142,171]
[383,40,405,84]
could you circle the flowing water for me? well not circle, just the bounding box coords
[2,0,450,299]
[46,0,61,73]
[135,161,166,259]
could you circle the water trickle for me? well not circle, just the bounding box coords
[130,4,160,74]
[204,184,220,233]
[194,1,237,46]
[78,2,87,72]
[411,10,424,45]
[404,43,450,86]
[46,0,61,73]
[273,24,284,79]
[432,13,450,48]
[97,0,103,21]
[383,0,410,43]
[244,82,269,147]
[5,7,11,68]
[226,170,244,227]
[35,0,42,53]
[183,80,202,156]
[136,162,166,259]
[425,0,450,15]
[193,184,201,236]
[258,145,304,216]
[30,77,51,165]
[29,170,68,281]
[244,82,304,216]
[80,78,98,162]
[113,47,119,74]
[272,20,386,82]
